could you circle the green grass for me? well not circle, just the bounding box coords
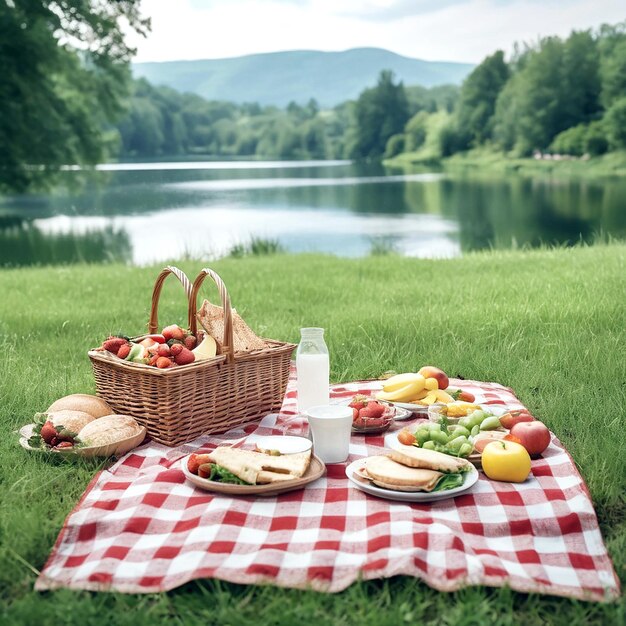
[386,148,626,179]
[1,245,625,625]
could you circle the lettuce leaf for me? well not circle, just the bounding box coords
[434,473,464,491]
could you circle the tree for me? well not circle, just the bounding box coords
[457,50,510,145]
[350,70,410,159]
[0,1,148,192]
[604,97,626,148]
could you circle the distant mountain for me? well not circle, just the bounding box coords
[132,48,474,107]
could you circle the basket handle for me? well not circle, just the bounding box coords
[189,268,234,363]
[148,266,193,334]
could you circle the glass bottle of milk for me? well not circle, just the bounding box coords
[296,327,330,413]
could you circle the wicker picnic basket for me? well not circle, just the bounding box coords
[88,266,296,446]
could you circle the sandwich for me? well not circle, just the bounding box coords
[187,447,312,485]
[355,446,471,493]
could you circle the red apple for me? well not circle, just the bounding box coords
[418,366,449,390]
[499,410,535,430]
[510,421,551,457]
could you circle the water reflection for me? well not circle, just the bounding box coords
[0,216,132,266]
[0,160,623,266]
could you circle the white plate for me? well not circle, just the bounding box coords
[253,435,312,455]
[346,458,479,502]
[386,401,429,415]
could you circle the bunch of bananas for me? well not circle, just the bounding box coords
[376,371,454,405]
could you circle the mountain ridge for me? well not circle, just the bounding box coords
[132,47,474,107]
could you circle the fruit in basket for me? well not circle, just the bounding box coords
[184,335,197,350]
[499,410,535,430]
[418,366,449,390]
[156,356,173,369]
[510,421,551,457]
[162,324,185,341]
[117,344,131,359]
[173,347,195,366]
[193,334,217,360]
[102,336,129,355]
[481,440,531,483]
[170,344,184,357]
[156,344,171,357]
[47,394,113,419]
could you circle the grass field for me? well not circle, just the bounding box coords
[386,148,626,180]
[0,245,625,625]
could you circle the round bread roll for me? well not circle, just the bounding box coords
[48,410,96,434]
[77,414,142,447]
[47,394,113,419]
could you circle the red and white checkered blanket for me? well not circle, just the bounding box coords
[36,376,620,602]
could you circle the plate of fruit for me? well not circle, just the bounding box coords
[377,367,472,414]
[340,395,396,434]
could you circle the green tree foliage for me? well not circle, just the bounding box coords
[350,71,410,159]
[604,97,626,148]
[0,0,148,192]
[457,51,509,145]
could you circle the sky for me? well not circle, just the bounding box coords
[128,0,626,64]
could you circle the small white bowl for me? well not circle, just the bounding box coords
[254,435,312,455]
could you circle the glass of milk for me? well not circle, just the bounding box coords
[296,327,330,413]
[305,405,353,463]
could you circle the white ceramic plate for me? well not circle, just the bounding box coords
[253,435,312,455]
[346,458,479,502]
[385,401,429,415]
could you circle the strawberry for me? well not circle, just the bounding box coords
[170,343,184,357]
[167,338,183,348]
[174,347,195,366]
[187,453,212,474]
[352,408,359,422]
[349,394,370,410]
[148,354,160,367]
[358,401,386,419]
[198,463,214,479]
[117,343,131,360]
[54,441,74,449]
[40,421,58,444]
[184,334,197,350]
[102,337,127,355]
[156,344,171,357]
[162,325,185,341]
[156,356,172,369]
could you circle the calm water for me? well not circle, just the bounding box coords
[1,160,625,266]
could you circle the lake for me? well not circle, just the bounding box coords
[1,159,624,266]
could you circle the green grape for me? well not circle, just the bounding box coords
[450,426,470,438]
[415,429,430,445]
[447,436,468,450]
[458,416,473,429]
[470,424,480,436]
[430,430,449,445]
[423,440,436,450]
[459,443,473,457]
[480,416,502,431]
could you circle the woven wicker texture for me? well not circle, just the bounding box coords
[89,266,295,446]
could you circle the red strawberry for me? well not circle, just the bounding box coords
[358,401,386,419]
[54,441,74,449]
[348,394,370,410]
[187,453,212,474]
[198,463,214,479]
[102,337,127,355]
[117,343,131,360]
[157,344,171,357]
[156,356,172,369]
[148,354,160,367]
[174,347,195,366]
[352,408,359,422]
[184,334,197,350]
[40,421,58,444]
[170,343,184,357]
[162,325,185,341]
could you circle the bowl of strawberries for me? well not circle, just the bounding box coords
[348,395,395,434]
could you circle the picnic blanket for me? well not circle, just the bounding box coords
[36,375,620,602]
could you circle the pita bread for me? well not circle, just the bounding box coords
[197,300,266,353]
[207,447,311,484]
[390,444,472,473]
[361,456,444,492]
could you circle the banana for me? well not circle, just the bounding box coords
[409,388,429,402]
[382,373,425,393]
[417,390,438,405]
[434,389,455,403]
[424,377,439,391]
[377,378,426,402]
